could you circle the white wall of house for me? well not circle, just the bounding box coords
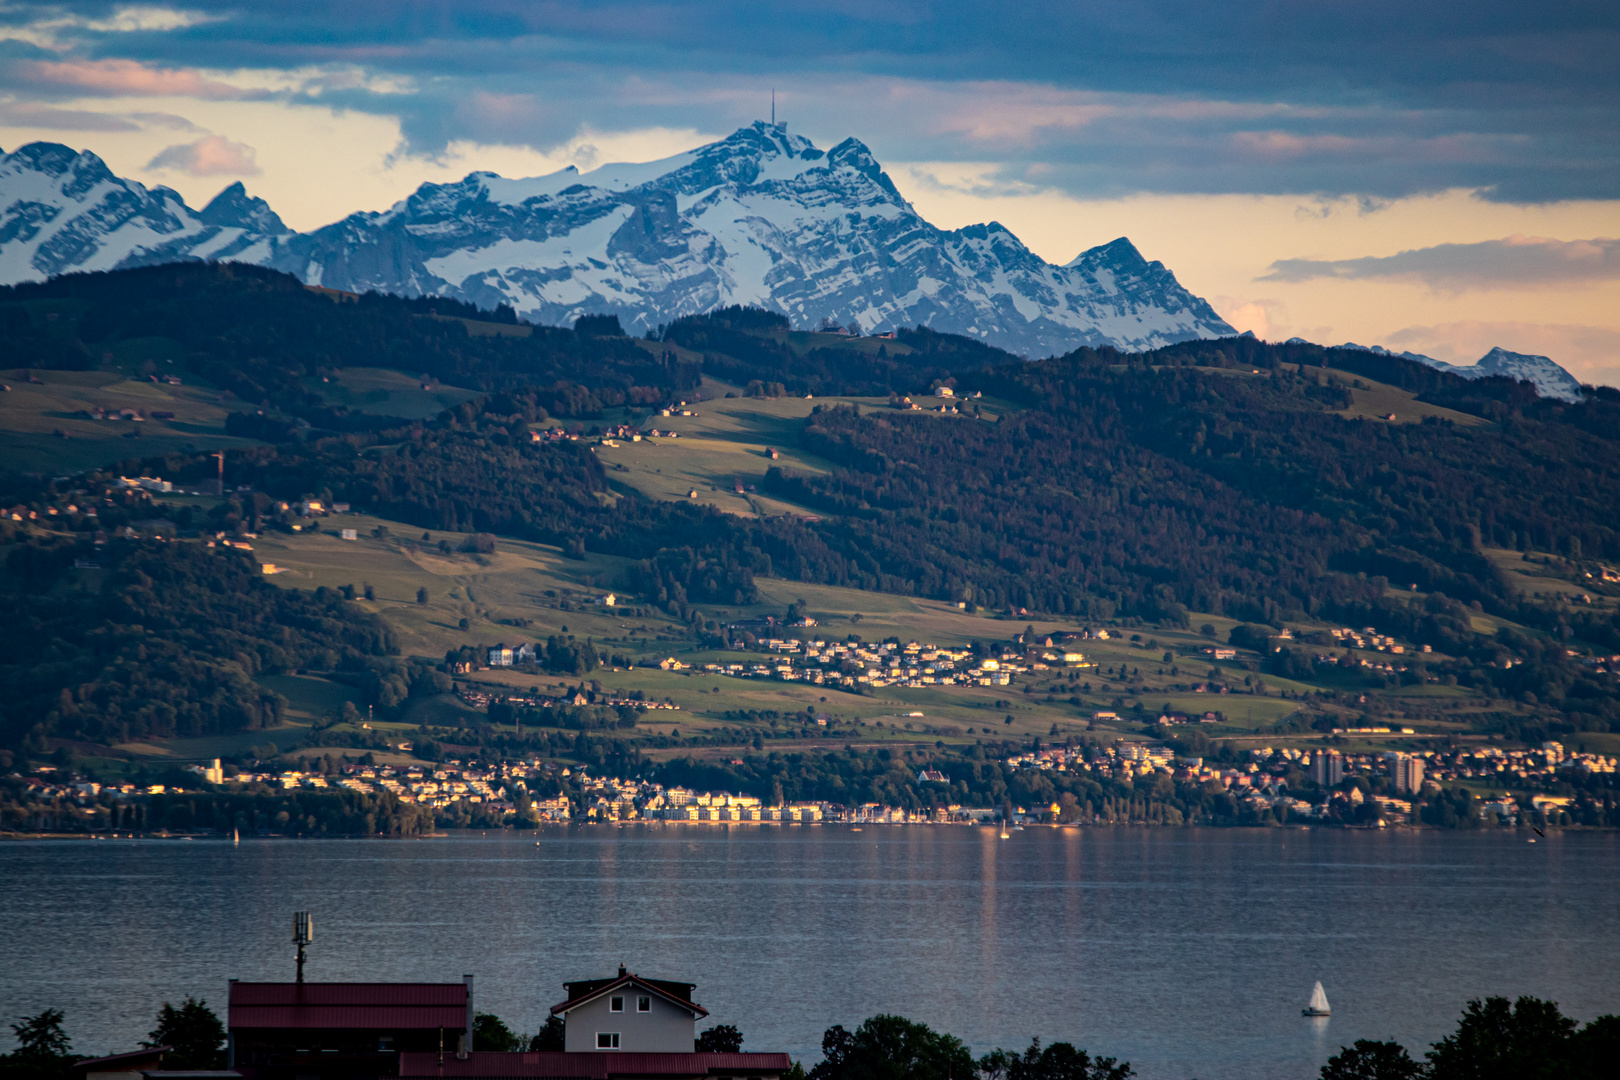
[561,988,697,1052]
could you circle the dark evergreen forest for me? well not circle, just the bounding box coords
[0,539,395,748]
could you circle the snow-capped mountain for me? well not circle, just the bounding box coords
[1336,341,1584,403]
[1427,347,1585,403]
[0,126,1233,356]
[259,123,1233,354]
[0,145,288,283]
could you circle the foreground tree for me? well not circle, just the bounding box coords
[145,997,224,1069]
[3,1009,75,1080]
[530,1015,565,1052]
[1319,997,1620,1080]
[809,1016,976,1080]
[1426,996,1577,1080]
[697,1025,744,1053]
[1318,1040,1421,1080]
[473,1013,520,1052]
[8,1011,70,1061]
[980,1037,1133,1080]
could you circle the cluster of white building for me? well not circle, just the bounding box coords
[230,763,505,808]
[21,733,1613,832]
[456,685,679,711]
[701,638,1096,690]
[1326,627,1428,655]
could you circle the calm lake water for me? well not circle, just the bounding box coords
[2,826,1617,1080]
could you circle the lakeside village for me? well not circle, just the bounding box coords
[7,737,1613,834]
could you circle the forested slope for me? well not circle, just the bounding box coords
[0,263,689,427]
[0,539,394,748]
[4,266,1620,746]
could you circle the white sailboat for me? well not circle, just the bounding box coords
[1302,981,1331,1016]
[232,827,239,846]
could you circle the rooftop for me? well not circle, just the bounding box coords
[228,981,469,1030]
[398,1052,792,1079]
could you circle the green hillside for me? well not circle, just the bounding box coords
[3,264,1619,777]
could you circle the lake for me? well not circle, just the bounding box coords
[2,826,1616,1080]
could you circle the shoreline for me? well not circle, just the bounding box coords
[2,820,1605,841]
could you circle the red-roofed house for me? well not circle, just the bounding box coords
[227,978,472,1079]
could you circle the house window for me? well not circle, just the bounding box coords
[637,996,650,1012]
[377,1037,394,1052]
[597,1033,621,1049]
[610,996,624,1012]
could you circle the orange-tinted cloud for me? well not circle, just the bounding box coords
[1263,235,1620,289]
[18,59,256,100]
[0,103,139,131]
[147,135,261,176]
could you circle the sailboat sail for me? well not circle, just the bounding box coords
[1306,981,1330,1015]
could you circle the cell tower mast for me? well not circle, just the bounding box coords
[293,911,313,984]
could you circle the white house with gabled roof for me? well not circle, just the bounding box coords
[551,966,709,1052]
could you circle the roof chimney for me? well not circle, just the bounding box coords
[618,964,627,978]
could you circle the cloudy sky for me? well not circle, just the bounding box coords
[2,1,1617,382]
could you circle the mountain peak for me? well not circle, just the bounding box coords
[8,141,89,178]
[200,181,288,234]
[1068,237,1146,270]
[1480,345,1545,366]
[824,136,907,205]
[5,141,119,198]
[1472,346,1584,401]
[714,121,821,162]
[1335,341,1584,403]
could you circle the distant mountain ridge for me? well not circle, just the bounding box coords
[1329,340,1584,403]
[0,144,288,285]
[0,125,1234,356]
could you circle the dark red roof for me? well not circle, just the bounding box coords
[229,983,468,1030]
[398,1052,792,1078]
[550,975,707,1019]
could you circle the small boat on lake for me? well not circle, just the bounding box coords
[1303,981,1331,1016]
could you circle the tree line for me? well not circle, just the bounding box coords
[9,996,1616,1080]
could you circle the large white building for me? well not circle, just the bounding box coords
[1386,752,1425,794]
[1310,750,1344,787]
